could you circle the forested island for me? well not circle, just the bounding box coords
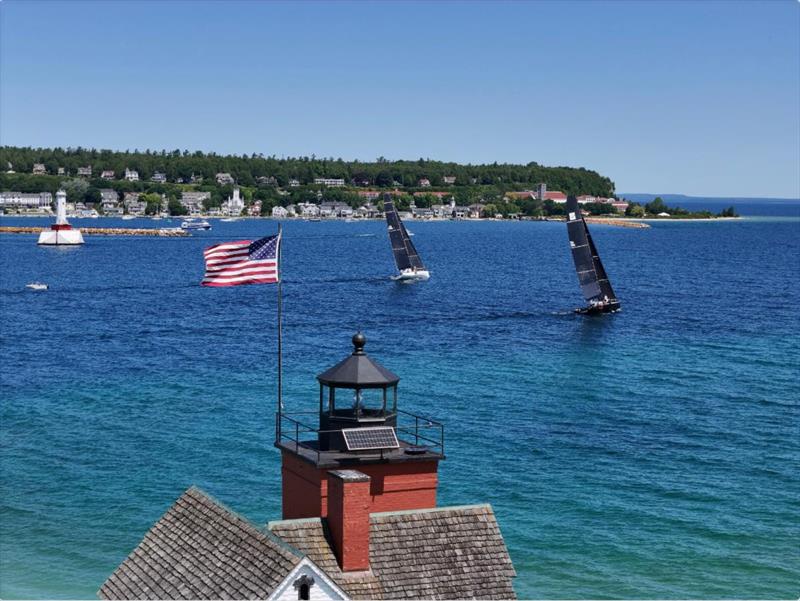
[0,146,736,219]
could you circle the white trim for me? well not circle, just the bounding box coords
[267,557,349,601]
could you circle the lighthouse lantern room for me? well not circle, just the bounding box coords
[276,332,444,519]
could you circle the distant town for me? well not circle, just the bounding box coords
[0,147,733,220]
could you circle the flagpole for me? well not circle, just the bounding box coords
[276,224,283,444]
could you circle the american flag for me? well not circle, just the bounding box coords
[201,234,281,287]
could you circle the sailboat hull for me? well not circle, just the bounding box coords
[575,300,621,315]
[392,269,430,281]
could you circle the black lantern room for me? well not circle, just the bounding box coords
[316,332,400,451]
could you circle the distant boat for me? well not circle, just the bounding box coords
[181,219,211,231]
[309,217,321,222]
[384,194,430,281]
[565,195,620,314]
[26,282,48,291]
[220,217,241,222]
[122,215,135,220]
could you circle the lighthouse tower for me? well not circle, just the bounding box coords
[38,189,84,245]
[276,332,444,519]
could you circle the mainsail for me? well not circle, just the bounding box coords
[565,196,617,305]
[384,196,425,272]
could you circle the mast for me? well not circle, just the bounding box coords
[384,195,425,271]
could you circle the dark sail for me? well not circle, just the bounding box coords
[384,196,425,271]
[565,196,618,307]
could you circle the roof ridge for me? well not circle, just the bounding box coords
[370,503,493,519]
[267,516,324,528]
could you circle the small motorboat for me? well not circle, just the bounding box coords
[26,282,48,291]
[181,219,212,231]
[122,215,136,220]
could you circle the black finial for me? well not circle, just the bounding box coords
[352,332,366,355]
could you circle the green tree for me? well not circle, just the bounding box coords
[626,203,645,217]
[168,198,187,216]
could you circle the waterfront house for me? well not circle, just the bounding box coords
[97,335,518,600]
[100,170,116,180]
[216,172,235,185]
[100,189,118,203]
[297,202,320,218]
[411,206,434,219]
[611,200,629,213]
[151,172,167,183]
[181,191,211,215]
[248,200,262,216]
[77,166,92,177]
[272,205,288,219]
[319,201,351,218]
[418,178,431,187]
[123,192,146,216]
[443,175,456,185]
[468,203,486,218]
[314,178,346,187]
[124,168,139,182]
[285,204,297,217]
[32,163,46,175]
[356,203,380,218]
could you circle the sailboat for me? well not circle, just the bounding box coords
[565,195,620,314]
[384,195,430,281]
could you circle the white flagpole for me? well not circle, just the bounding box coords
[276,224,284,443]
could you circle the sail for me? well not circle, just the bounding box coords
[565,196,602,302]
[384,197,425,271]
[586,229,617,301]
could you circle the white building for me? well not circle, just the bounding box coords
[123,192,147,215]
[101,170,116,180]
[181,191,211,215]
[221,187,245,216]
[151,172,167,183]
[216,172,235,185]
[272,206,288,218]
[297,202,320,217]
[124,168,139,181]
[313,178,345,187]
[0,191,53,209]
[78,166,92,177]
[32,163,47,175]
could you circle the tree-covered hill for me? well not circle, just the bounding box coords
[0,146,615,197]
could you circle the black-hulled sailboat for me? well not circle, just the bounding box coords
[566,195,620,314]
[384,194,430,281]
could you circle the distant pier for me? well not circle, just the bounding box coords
[584,218,650,229]
[0,226,189,237]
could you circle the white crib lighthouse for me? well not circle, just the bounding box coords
[38,189,84,245]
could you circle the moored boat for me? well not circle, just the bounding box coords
[181,219,212,231]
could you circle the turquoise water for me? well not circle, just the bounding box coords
[1,211,799,598]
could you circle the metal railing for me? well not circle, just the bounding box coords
[275,408,445,462]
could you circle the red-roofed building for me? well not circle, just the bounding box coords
[543,191,567,203]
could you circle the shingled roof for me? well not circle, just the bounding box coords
[98,487,303,600]
[269,504,517,600]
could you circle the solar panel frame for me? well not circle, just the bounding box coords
[342,427,399,451]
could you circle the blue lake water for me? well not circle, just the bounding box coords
[1,208,799,599]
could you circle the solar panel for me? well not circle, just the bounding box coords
[342,427,399,451]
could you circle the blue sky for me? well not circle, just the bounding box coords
[1,0,798,197]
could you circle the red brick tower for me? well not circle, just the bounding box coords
[275,332,444,519]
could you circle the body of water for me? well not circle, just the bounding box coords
[1,206,799,598]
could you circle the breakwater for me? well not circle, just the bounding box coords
[584,218,650,228]
[0,226,189,237]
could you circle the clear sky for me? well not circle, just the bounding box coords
[1,0,798,197]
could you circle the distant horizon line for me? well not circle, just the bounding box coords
[620,193,800,202]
